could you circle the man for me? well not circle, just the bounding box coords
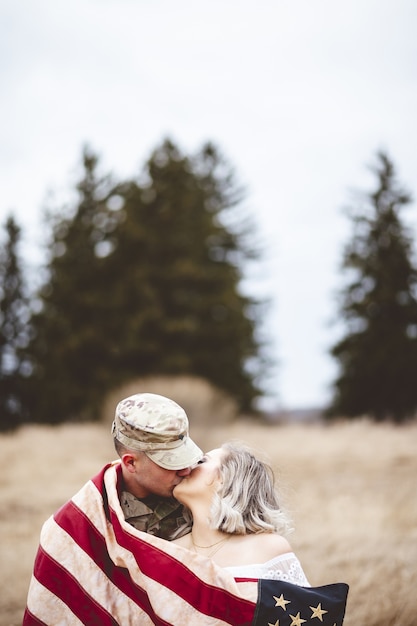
[112,392,203,538]
[23,392,208,624]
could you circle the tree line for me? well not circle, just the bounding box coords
[0,139,265,430]
[1,141,417,430]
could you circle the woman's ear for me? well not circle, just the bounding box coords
[215,470,224,489]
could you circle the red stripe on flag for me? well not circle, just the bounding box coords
[54,501,170,625]
[234,578,258,583]
[32,546,119,625]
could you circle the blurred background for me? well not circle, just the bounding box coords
[1,0,417,422]
[1,4,417,624]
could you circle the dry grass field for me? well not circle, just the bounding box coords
[1,417,416,625]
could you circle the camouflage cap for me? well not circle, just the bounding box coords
[111,392,203,470]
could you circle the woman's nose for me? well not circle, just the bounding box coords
[176,466,192,476]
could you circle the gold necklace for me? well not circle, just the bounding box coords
[191,534,229,549]
[191,534,231,559]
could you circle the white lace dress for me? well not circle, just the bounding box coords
[224,552,310,586]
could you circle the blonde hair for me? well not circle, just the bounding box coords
[209,442,292,536]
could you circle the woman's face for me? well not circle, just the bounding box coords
[173,448,225,505]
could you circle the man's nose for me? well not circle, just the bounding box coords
[176,467,192,476]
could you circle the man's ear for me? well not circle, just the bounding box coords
[121,453,137,473]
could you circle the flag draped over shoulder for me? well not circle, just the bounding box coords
[23,462,349,626]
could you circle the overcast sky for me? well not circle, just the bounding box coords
[1,0,416,410]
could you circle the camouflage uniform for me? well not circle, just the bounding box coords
[120,491,192,540]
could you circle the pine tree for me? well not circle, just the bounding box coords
[0,215,31,430]
[329,151,417,422]
[29,147,117,422]
[28,139,265,422]
[104,139,264,411]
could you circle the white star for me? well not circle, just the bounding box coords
[310,603,328,621]
[268,621,280,626]
[273,593,290,610]
[289,612,307,626]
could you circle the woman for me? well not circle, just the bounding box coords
[172,442,310,586]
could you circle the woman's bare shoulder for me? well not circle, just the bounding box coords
[249,532,292,559]
[216,532,292,567]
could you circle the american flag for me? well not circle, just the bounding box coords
[23,463,348,625]
[254,578,348,625]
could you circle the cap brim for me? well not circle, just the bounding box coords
[145,437,203,470]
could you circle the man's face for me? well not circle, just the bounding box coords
[127,451,192,498]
